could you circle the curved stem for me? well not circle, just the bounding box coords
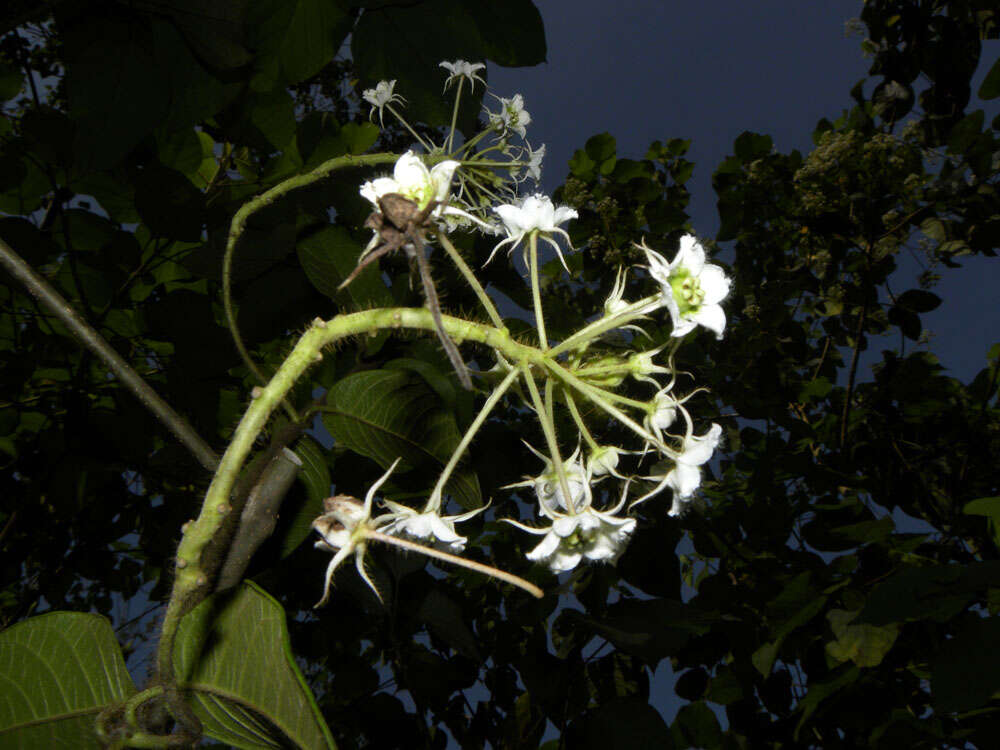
[424,366,519,513]
[156,308,538,681]
[222,152,399,413]
[435,231,505,329]
[0,236,219,472]
[365,529,542,598]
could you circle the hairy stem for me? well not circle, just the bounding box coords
[365,530,543,598]
[156,308,539,683]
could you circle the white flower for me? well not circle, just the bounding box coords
[604,267,630,316]
[485,194,578,271]
[312,458,401,606]
[634,423,723,514]
[362,80,405,127]
[643,385,680,440]
[504,482,636,573]
[511,143,545,183]
[488,94,532,138]
[358,151,492,231]
[440,60,487,91]
[628,346,672,387]
[641,235,731,339]
[506,442,589,518]
[377,501,486,554]
[587,445,627,477]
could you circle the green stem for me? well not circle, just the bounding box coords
[365,529,542,598]
[435,231,505,329]
[156,308,539,683]
[455,127,494,157]
[424,366,519,513]
[549,294,660,357]
[446,77,464,153]
[543,358,659,449]
[563,389,600,451]
[222,152,400,412]
[386,103,433,150]
[520,363,576,515]
[528,232,548,349]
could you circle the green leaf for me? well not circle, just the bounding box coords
[585,133,617,174]
[278,435,332,558]
[825,609,899,667]
[978,56,1000,100]
[565,697,673,749]
[733,131,773,161]
[569,600,718,664]
[794,666,860,739]
[963,496,1000,550]
[417,589,481,660]
[296,225,392,308]
[753,594,828,676]
[352,0,487,131]
[174,582,336,749]
[0,62,23,101]
[134,164,205,241]
[857,562,1000,625]
[467,1,546,66]
[156,126,205,177]
[888,305,922,340]
[281,0,352,84]
[947,110,984,153]
[63,15,235,170]
[676,701,722,749]
[932,616,1000,712]
[250,90,298,151]
[322,369,481,509]
[0,612,137,747]
[896,289,942,313]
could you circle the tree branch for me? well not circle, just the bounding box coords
[0,235,219,472]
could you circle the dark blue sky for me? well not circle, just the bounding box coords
[489,0,1000,383]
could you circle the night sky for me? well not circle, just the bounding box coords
[489,0,1000,383]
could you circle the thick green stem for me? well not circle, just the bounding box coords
[156,308,539,683]
[424,366,519,513]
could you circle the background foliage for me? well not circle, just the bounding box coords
[1,0,999,747]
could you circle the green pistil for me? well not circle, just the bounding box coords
[669,269,705,316]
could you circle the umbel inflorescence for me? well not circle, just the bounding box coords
[311,61,731,605]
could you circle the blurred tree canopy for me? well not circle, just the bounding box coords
[1,0,999,748]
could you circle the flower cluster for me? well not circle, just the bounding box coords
[313,60,732,602]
